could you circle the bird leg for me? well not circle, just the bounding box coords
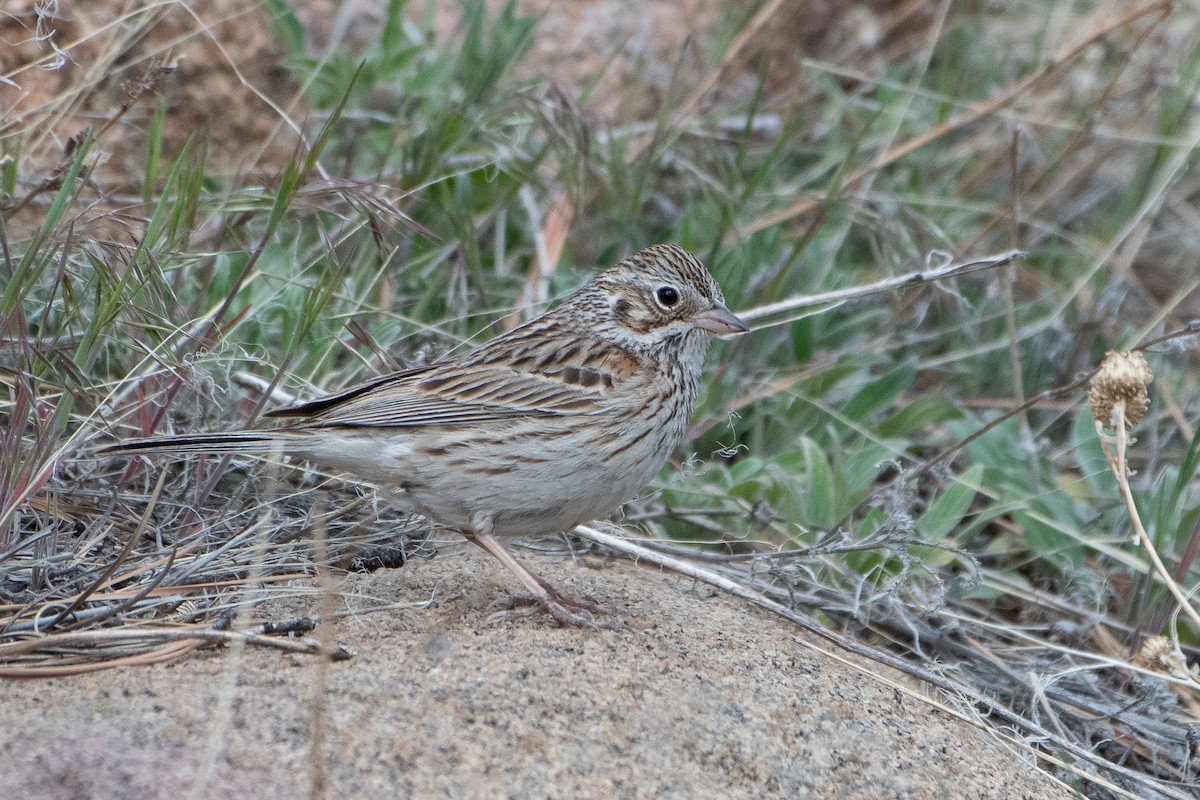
[461,523,625,631]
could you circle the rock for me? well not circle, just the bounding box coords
[0,546,1070,799]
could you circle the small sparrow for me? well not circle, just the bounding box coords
[99,244,749,629]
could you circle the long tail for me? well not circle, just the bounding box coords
[96,431,299,457]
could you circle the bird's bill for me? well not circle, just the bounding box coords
[690,303,750,335]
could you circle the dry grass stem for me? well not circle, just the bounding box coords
[740,0,1173,236]
[739,249,1024,326]
[573,524,1192,799]
[1095,405,1200,633]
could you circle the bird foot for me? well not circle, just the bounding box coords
[488,590,627,631]
[463,528,628,630]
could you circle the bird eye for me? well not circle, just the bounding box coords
[655,286,680,308]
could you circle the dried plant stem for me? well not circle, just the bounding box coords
[0,626,345,679]
[629,0,787,165]
[1095,407,1200,633]
[575,524,1166,799]
[308,499,334,800]
[739,249,1024,325]
[740,0,1172,236]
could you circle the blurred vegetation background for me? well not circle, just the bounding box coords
[1,1,1198,795]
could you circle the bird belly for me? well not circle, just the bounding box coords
[286,411,677,537]
[401,417,674,537]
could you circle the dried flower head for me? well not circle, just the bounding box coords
[1088,350,1152,430]
[1132,635,1199,682]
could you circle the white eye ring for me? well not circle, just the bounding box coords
[655,285,680,308]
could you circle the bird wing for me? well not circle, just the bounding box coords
[267,340,638,429]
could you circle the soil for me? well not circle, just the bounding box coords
[0,545,1072,799]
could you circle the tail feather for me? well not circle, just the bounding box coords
[96,431,294,457]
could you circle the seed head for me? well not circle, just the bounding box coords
[1132,635,1198,681]
[1088,350,1152,430]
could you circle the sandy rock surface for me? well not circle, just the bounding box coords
[1,546,1070,799]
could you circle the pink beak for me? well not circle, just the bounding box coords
[690,303,750,335]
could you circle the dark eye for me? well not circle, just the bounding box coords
[655,286,679,308]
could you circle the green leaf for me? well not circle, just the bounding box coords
[1070,408,1115,498]
[878,396,963,438]
[842,442,896,497]
[918,464,984,540]
[41,129,94,238]
[841,363,914,422]
[142,100,166,205]
[262,0,306,56]
[1014,506,1085,573]
[798,437,839,528]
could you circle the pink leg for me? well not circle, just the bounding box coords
[462,523,625,631]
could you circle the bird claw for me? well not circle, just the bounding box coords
[488,593,628,631]
[464,528,629,630]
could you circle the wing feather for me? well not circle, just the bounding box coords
[265,330,639,429]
